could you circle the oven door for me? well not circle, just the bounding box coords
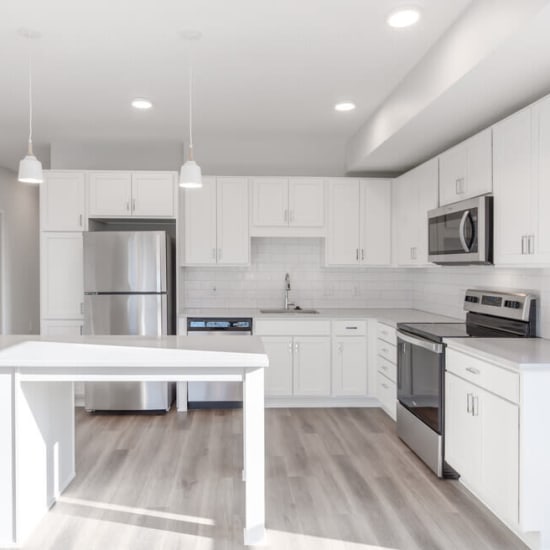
[397,331,444,434]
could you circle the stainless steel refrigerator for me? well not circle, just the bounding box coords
[83,230,175,411]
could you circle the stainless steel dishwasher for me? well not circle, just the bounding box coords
[186,317,253,408]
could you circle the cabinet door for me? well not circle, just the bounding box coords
[414,159,439,265]
[332,337,367,396]
[216,177,249,265]
[293,337,331,396]
[445,373,481,488]
[480,388,519,526]
[41,319,83,336]
[439,142,467,206]
[288,178,324,227]
[251,177,288,227]
[41,233,84,319]
[534,96,550,261]
[359,179,391,265]
[131,172,176,217]
[88,171,132,217]
[182,176,217,265]
[41,171,86,231]
[262,336,293,397]
[392,173,416,266]
[326,179,360,266]
[493,108,536,265]
[466,128,493,199]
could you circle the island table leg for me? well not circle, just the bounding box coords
[243,367,266,546]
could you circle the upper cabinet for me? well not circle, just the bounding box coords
[182,176,249,266]
[439,128,492,206]
[493,96,550,265]
[326,178,391,266]
[392,159,438,266]
[41,171,86,231]
[88,171,176,218]
[250,177,325,236]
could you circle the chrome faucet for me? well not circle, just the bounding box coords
[284,273,295,310]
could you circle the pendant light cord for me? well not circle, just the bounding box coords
[27,43,34,155]
[188,57,193,160]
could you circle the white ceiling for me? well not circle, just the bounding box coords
[0,0,473,173]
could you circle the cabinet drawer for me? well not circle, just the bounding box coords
[377,339,397,364]
[377,356,397,383]
[377,371,396,420]
[255,319,331,336]
[446,349,519,403]
[377,323,397,345]
[332,320,367,336]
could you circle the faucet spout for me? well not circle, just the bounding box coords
[284,273,294,310]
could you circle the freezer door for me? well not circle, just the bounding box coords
[83,294,167,336]
[83,231,167,293]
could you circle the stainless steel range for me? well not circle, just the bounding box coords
[396,289,536,478]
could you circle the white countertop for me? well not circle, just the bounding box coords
[0,335,268,369]
[445,338,550,370]
[179,308,459,327]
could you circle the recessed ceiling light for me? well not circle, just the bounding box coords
[387,7,421,28]
[131,98,153,110]
[334,102,356,112]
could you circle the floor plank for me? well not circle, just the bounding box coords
[19,407,527,550]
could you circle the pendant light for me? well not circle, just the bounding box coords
[179,30,202,189]
[18,29,43,184]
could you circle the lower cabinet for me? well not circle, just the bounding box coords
[293,336,331,396]
[332,337,368,396]
[262,336,293,397]
[445,356,519,527]
[376,323,397,420]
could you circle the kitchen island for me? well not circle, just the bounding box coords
[0,335,268,548]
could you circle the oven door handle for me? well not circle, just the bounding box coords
[397,331,444,354]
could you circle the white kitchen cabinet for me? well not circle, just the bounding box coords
[376,323,397,420]
[293,336,331,396]
[88,171,176,218]
[439,128,492,206]
[262,336,293,397]
[40,232,83,320]
[392,159,438,266]
[326,178,391,266]
[445,352,520,528]
[41,171,86,231]
[332,336,368,396]
[40,319,83,336]
[182,176,249,266]
[250,177,325,235]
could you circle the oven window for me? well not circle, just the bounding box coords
[429,208,478,255]
[397,338,443,433]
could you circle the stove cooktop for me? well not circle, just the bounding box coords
[397,322,470,343]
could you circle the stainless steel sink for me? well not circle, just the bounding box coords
[260,308,319,314]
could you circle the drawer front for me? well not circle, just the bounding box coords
[377,323,397,345]
[332,320,367,336]
[377,339,397,364]
[255,319,331,336]
[377,371,396,420]
[377,356,397,383]
[446,349,519,403]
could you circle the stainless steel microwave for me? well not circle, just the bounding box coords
[427,195,493,265]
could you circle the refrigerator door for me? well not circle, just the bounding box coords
[83,231,167,293]
[83,294,167,336]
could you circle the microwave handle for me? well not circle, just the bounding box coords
[459,210,471,252]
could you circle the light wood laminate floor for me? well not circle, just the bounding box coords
[18,408,527,550]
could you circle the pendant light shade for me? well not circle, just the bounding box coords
[18,29,43,184]
[179,31,202,189]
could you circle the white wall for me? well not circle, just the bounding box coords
[0,168,40,334]
[182,238,414,310]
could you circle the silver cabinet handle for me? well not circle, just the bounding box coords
[80,302,84,314]
[288,342,293,353]
[79,214,83,227]
[381,364,388,371]
[381,348,389,354]
[356,248,359,261]
[345,326,358,330]
[80,325,83,336]
[212,248,216,259]
[361,249,365,261]
[529,235,535,255]
[466,367,480,375]
[381,383,389,389]
[126,201,130,211]
[472,395,479,416]
[521,235,527,255]
[132,198,136,212]
[410,247,417,260]
[467,392,473,413]
[295,342,299,352]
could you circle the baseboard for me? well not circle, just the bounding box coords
[265,396,380,408]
